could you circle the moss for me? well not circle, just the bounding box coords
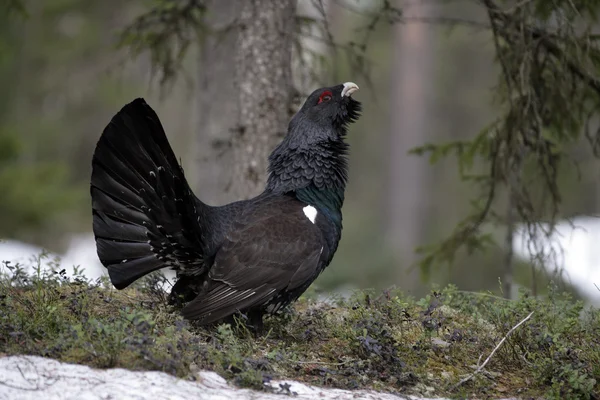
[0,262,598,399]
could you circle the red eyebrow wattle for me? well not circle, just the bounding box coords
[318,90,333,104]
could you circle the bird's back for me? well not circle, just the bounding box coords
[180,192,335,323]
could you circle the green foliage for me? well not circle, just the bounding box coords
[1,258,598,398]
[0,130,83,238]
[117,0,389,92]
[0,0,146,240]
[2,0,27,17]
[0,8,83,238]
[410,0,600,275]
[445,285,599,399]
[209,323,266,389]
[118,0,206,86]
[0,257,199,375]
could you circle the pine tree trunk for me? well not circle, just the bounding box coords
[195,0,296,202]
[232,0,296,199]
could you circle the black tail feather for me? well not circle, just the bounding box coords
[108,255,166,289]
[91,98,206,289]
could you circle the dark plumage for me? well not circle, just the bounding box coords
[90,82,361,328]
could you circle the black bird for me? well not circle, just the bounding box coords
[90,82,361,328]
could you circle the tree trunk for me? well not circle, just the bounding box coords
[232,0,296,199]
[386,1,436,291]
[194,0,239,205]
[195,0,296,203]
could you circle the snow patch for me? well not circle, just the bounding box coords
[512,216,600,304]
[0,355,456,400]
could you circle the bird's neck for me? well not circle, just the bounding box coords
[295,185,344,226]
[266,139,349,227]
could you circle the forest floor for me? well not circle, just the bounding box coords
[0,257,599,400]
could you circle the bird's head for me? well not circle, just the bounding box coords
[266,82,361,198]
[287,82,361,145]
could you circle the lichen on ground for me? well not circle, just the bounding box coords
[0,258,598,400]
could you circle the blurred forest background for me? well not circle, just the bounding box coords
[2,0,600,303]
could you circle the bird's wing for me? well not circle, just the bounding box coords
[181,204,325,322]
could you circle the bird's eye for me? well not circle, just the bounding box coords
[318,91,333,104]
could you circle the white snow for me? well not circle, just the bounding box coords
[0,234,104,282]
[512,216,600,304]
[0,355,457,400]
[0,233,176,290]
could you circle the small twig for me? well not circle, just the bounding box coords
[455,290,511,301]
[453,311,534,389]
[296,359,356,366]
[595,283,600,292]
[401,16,490,30]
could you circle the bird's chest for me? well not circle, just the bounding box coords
[297,203,341,260]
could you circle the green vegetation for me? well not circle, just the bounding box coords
[1,257,598,399]
[409,0,600,279]
[0,0,144,242]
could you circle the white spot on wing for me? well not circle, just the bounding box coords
[303,205,317,224]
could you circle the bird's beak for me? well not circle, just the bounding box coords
[341,82,359,97]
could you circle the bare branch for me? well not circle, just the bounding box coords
[453,310,534,389]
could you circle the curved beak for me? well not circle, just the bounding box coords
[341,82,359,98]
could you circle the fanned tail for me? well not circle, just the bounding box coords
[91,98,206,289]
